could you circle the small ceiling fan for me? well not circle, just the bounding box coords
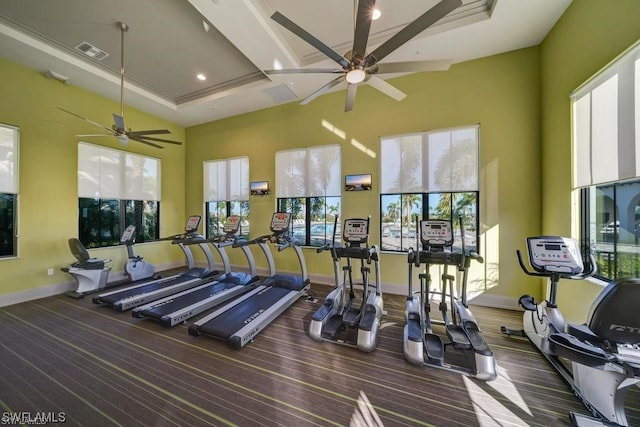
[59,22,181,149]
[265,0,462,112]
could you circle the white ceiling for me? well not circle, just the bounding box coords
[0,0,571,128]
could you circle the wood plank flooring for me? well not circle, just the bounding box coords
[0,282,638,426]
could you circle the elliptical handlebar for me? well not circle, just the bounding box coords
[516,248,597,280]
[468,250,483,264]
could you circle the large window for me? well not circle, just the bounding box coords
[204,157,249,238]
[275,145,341,247]
[380,126,479,252]
[78,142,160,248]
[0,124,18,257]
[572,39,640,281]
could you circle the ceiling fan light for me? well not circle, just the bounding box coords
[346,69,366,84]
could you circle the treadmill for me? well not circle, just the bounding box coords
[92,215,217,311]
[131,215,260,327]
[189,212,310,349]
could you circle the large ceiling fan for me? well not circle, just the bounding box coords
[265,0,462,112]
[59,22,181,149]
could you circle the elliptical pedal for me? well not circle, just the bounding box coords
[424,333,445,365]
[446,324,471,350]
[463,320,491,355]
[322,314,344,338]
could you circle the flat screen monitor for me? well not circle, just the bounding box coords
[250,181,270,195]
[345,174,372,191]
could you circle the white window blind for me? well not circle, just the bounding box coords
[275,145,341,197]
[203,156,249,201]
[0,124,18,194]
[572,38,640,188]
[380,126,479,193]
[78,142,161,200]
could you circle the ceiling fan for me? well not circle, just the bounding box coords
[265,0,462,112]
[59,22,181,149]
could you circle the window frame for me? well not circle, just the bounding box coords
[203,156,250,239]
[77,142,161,248]
[379,125,480,253]
[275,145,341,247]
[0,123,19,258]
[572,38,640,281]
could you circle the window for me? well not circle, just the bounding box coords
[379,126,479,252]
[203,157,249,238]
[0,124,18,257]
[275,145,341,246]
[78,142,160,248]
[572,39,640,281]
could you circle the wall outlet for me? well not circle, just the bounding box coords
[47,268,54,276]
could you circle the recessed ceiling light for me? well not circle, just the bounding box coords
[372,9,381,20]
[196,73,207,81]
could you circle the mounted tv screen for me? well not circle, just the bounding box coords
[250,181,270,195]
[345,174,372,191]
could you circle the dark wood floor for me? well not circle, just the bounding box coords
[0,281,638,426]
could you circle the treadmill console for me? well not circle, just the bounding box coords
[343,218,369,244]
[420,220,454,247]
[185,215,202,233]
[223,215,241,235]
[526,236,584,275]
[270,212,291,234]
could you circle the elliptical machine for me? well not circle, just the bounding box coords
[309,216,383,352]
[404,218,496,380]
[502,236,640,426]
[120,225,156,282]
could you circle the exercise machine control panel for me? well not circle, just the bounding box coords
[270,212,291,234]
[185,215,201,233]
[223,215,241,235]
[343,218,369,244]
[420,220,454,247]
[526,236,583,274]
[120,225,136,245]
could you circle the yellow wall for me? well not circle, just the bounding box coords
[540,0,640,322]
[186,46,543,303]
[0,58,188,302]
[4,1,640,314]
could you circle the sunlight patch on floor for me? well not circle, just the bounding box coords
[350,391,384,427]
[464,366,532,426]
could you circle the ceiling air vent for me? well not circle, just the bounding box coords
[74,41,109,60]
[263,84,298,104]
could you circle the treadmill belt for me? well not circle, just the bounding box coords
[97,275,194,305]
[139,282,231,317]
[198,286,292,339]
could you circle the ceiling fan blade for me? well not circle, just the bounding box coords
[364,0,462,66]
[58,107,115,134]
[112,113,126,132]
[128,129,171,136]
[76,134,112,137]
[271,11,350,69]
[300,75,345,106]
[366,75,407,101]
[128,136,164,149]
[130,135,182,145]
[344,84,358,112]
[375,59,453,74]
[264,68,344,75]
[352,0,376,63]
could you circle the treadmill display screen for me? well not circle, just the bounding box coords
[185,215,202,232]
